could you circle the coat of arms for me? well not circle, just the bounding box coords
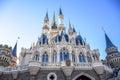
[66,60,71,66]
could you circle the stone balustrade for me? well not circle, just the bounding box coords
[0,65,28,72]
[0,62,109,72]
[74,62,92,69]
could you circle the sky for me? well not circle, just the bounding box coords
[0,0,120,59]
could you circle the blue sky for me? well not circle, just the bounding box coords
[0,0,120,59]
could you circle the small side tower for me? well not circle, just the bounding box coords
[68,21,73,35]
[58,8,65,32]
[58,8,64,25]
[0,44,12,67]
[11,42,18,67]
[104,32,120,68]
[42,11,49,35]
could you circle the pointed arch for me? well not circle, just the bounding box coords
[72,72,95,80]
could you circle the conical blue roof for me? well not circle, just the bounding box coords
[12,42,17,57]
[59,8,63,15]
[40,34,48,44]
[76,34,83,45]
[105,33,116,49]
[73,27,76,32]
[44,11,49,21]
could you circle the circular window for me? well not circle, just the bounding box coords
[47,72,57,80]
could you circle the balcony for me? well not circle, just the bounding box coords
[0,62,94,72]
[0,65,28,72]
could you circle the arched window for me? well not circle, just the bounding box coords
[79,53,85,62]
[52,51,57,63]
[60,48,69,62]
[42,52,48,63]
[64,52,69,60]
[33,54,39,61]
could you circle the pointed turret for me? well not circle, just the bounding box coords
[51,13,57,29]
[44,11,49,24]
[59,8,63,15]
[73,27,76,33]
[69,20,72,29]
[42,11,49,34]
[104,32,118,55]
[12,42,17,57]
[68,21,73,35]
[58,8,64,25]
[105,33,116,49]
[11,40,19,67]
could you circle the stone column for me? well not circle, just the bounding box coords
[84,52,88,62]
[40,54,42,63]
[62,52,64,61]
[57,51,60,63]
[91,54,94,62]
[76,53,79,63]
[69,53,72,61]
[49,53,52,63]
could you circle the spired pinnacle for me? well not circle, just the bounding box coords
[105,32,116,50]
[69,20,72,29]
[73,27,76,32]
[51,12,56,26]
[59,8,63,15]
[51,12,57,29]
[44,11,49,23]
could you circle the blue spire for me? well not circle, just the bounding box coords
[105,33,116,49]
[51,12,57,29]
[12,42,17,57]
[73,27,76,32]
[59,8,63,15]
[46,11,49,20]
[44,11,49,21]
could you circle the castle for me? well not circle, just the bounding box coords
[0,8,120,80]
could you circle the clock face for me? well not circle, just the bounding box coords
[66,60,71,67]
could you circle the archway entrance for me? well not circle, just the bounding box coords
[76,75,91,80]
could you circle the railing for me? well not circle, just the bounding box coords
[41,63,61,68]
[0,65,28,72]
[0,62,93,72]
[73,62,92,69]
